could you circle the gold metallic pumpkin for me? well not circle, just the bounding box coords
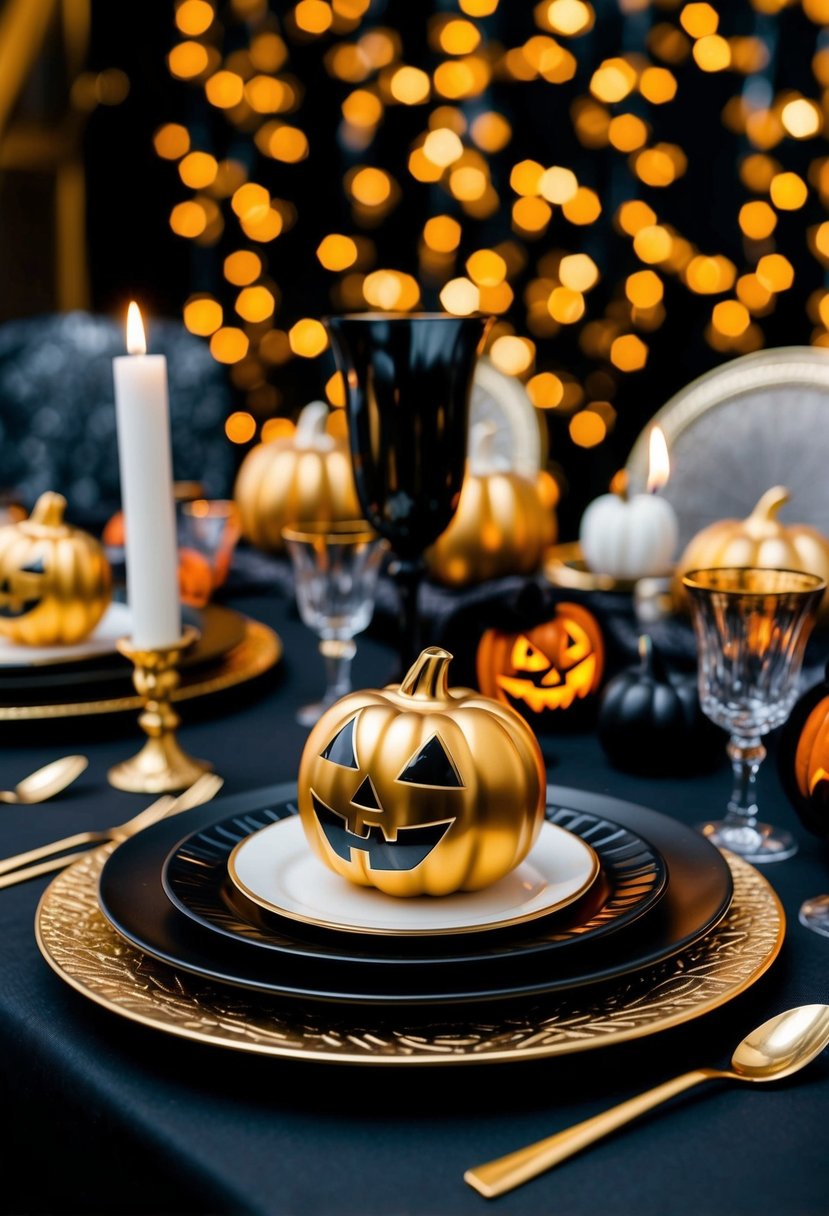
[674,486,829,614]
[234,401,361,552]
[298,646,546,897]
[0,492,112,645]
[426,424,556,587]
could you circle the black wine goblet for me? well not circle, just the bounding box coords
[325,312,492,672]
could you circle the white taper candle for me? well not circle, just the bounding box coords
[112,303,181,650]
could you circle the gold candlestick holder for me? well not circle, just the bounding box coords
[107,627,213,793]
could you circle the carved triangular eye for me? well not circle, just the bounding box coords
[21,556,45,575]
[510,635,549,673]
[397,734,463,787]
[320,718,358,769]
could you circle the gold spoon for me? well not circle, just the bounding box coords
[465,1004,829,1199]
[0,756,88,805]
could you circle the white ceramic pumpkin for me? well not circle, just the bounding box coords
[579,492,678,580]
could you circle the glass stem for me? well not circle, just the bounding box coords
[393,558,424,673]
[726,736,766,828]
[319,638,356,702]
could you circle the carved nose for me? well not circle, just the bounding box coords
[352,775,381,811]
[541,668,561,686]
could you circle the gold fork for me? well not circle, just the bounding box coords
[0,772,223,889]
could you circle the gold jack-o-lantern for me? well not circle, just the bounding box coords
[298,646,545,897]
[234,401,361,553]
[426,424,556,587]
[0,492,112,646]
[674,486,829,614]
[476,602,604,724]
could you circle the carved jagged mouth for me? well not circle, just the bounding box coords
[311,792,453,872]
[0,594,41,619]
[497,655,597,713]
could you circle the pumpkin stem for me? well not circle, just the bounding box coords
[29,492,67,528]
[399,646,453,700]
[295,400,333,450]
[750,485,790,521]
[638,633,668,682]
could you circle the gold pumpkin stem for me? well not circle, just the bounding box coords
[751,485,790,521]
[399,646,453,700]
[29,491,67,528]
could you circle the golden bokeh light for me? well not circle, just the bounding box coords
[250,32,288,72]
[289,319,329,357]
[325,372,347,407]
[738,200,777,240]
[756,253,794,292]
[610,334,648,371]
[639,66,678,103]
[225,411,257,443]
[154,123,190,160]
[363,270,420,310]
[489,334,535,375]
[294,0,333,34]
[317,234,358,270]
[781,97,822,139]
[231,182,270,223]
[176,0,214,36]
[527,371,565,408]
[433,56,490,99]
[342,89,383,127]
[466,249,507,286]
[449,164,488,201]
[179,151,218,189]
[470,111,512,152]
[423,214,462,252]
[439,19,481,55]
[540,0,594,35]
[240,208,283,242]
[390,65,431,104]
[423,127,465,167]
[168,41,209,80]
[211,328,250,364]
[235,285,276,323]
[812,221,829,261]
[736,273,773,313]
[635,146,686,187]
[618,199,657,235]
[245,76,290,113]
[693,34,731,71]
[224,251,262,285]
[170,200,208,238]
[478,282,514,313]
[261,417,296,442]
[439,277,480,315]
[512,197,552,232]
[205,70,244,108]
[769,171,807,210]
[685,254,737,293]
[510,159,544,196]
[548,286,585,323]
[740,153,780,192]
[559,253,599,291]
[260,330,292,364]
[711,299,750,337]
[590,57,637,103]
[633,224,673,264]
[183,296,223,336]
[540,165,578,204]
[459,0,498,12]
[349,165,393,204]
[608,114,649,152]
[626,270,663,308]
[680,3,719,38]
[569,410,606,447]
[267,126,309,163]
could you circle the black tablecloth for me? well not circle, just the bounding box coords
[1,590,828,1216]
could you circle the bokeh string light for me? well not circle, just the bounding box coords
[155,0,829,528]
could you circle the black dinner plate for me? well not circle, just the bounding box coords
[0,604,246,702]
[98,784,733,1007]
[161,803,668,963]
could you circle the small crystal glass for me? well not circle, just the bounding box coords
[178,499,241,607]
[283,521,386,727]
[683,567,825,864]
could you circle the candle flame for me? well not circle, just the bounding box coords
[647,425,670,493]
[126,301,147,355]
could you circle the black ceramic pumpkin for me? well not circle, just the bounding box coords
[598,635,721,774]
[779,660,829,838]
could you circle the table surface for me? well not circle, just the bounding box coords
[1,588,827,1216]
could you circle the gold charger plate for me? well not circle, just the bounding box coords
[35,847,783,1066]
[0,620,281,721]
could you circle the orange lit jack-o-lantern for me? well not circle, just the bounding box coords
[298,647,545,897]
[779,662,829,839]
[476,602,604,723]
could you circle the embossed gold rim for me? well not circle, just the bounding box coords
[0,620,281,720]
[543,542,672,593]
[35,847,784,1066]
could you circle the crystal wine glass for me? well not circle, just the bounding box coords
[282,521,386,727]
[683,566,825,863]
[325,313,492,671]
